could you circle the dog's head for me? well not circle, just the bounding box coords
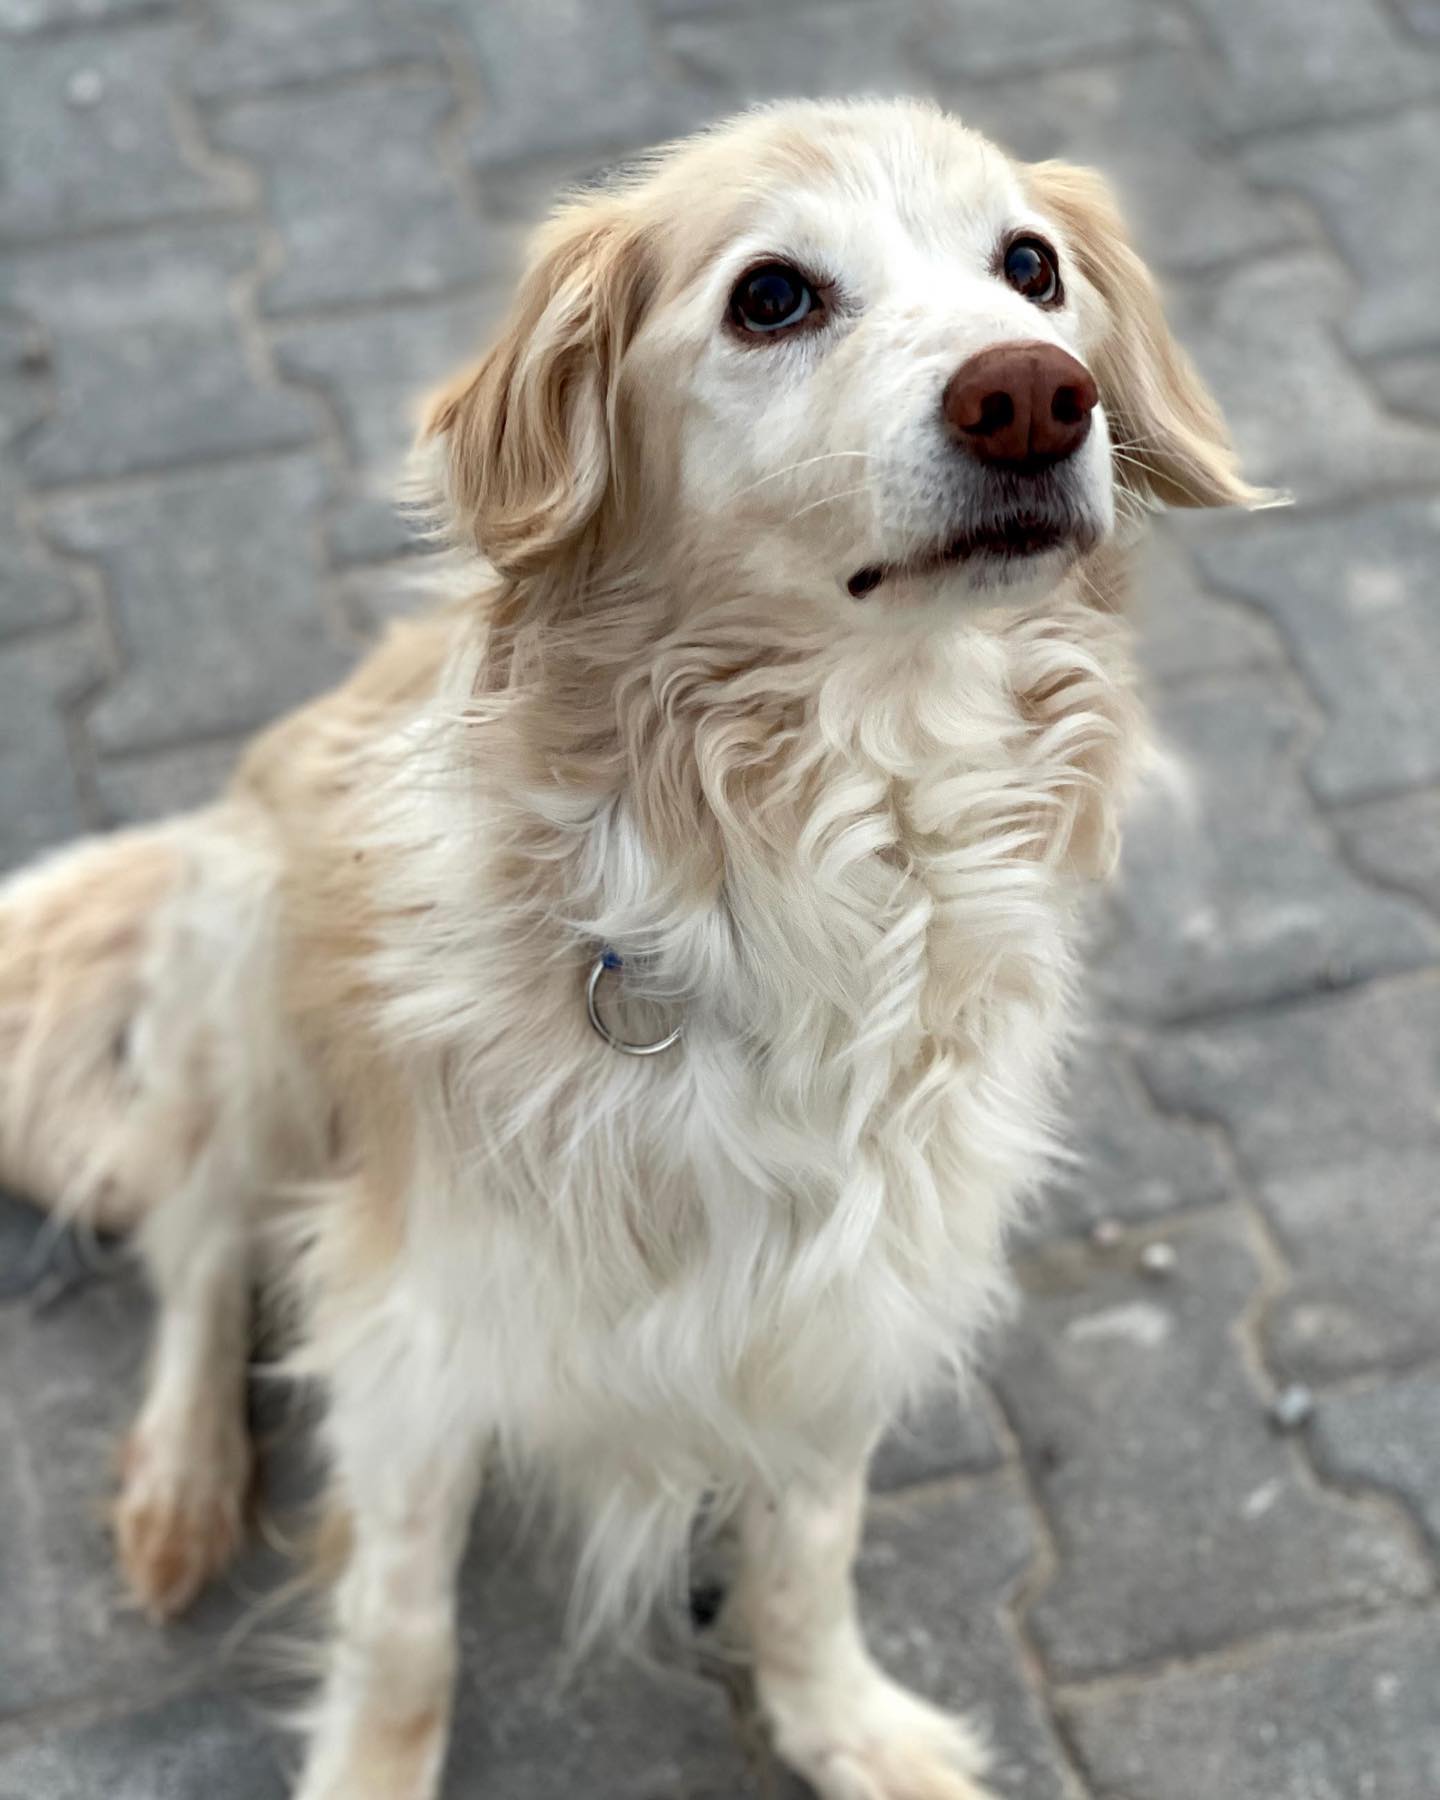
[422,100,1257,622]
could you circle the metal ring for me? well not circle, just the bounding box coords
[586,953,683,1057]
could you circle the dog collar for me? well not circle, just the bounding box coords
[586,948,683,1057]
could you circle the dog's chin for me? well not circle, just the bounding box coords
[846,513,1103,604]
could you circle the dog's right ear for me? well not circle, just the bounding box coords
[417,196,656,577]
[1025,160,1267,513]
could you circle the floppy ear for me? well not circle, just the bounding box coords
[418,197,656,575]
[1025,161,1264,511]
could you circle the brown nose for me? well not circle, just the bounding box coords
[943,341,1099,471]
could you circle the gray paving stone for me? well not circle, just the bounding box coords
[1168,258,1440,505]
[1196,499,1440,804]
[1394,0,1440,35]
[855,1480,1072,1800]
[2,228,322,485]
[666,2,929,103]
[1333,787,1440,917]
[1185,0,1440,135]
[1139,980,1440,1182]
[0,492,79,637]
[1097,672,1439,1019]
[1311,1368,1440,1557]
[0,350,82,632]
[1032,1029,1233,1237]
[919,0,1186,78]
[45,455,348,754]
[272,292,503,564]
[0,630,101,872]
[0,1690,288,1800]
[191,0,446,101]
[1133,530,1286,687]
[0,0,172,28]
[333,560,433,635]
[1244,109,1440,360]
[1063,1613,1440,1800]
[432,0,703,185]
[208,82,494,316]
[943,49,1308,277]
[1373,352,1440,425]
[93,738,243,827]
[0,1229,267,1716]
[870,1385,1004,1492]
[1259,1148,1440,1383]
[0,26,242,241]
[445,1498,757,1800]
[994,1211,1432,1681]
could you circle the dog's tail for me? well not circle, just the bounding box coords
[0,821,206,1235]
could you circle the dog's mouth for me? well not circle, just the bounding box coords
[847,513,1093,600]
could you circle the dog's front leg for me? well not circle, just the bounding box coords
[735,1463,997,1800]
[295,1393,486,1800]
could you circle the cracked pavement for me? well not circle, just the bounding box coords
[1,2,1438,1795]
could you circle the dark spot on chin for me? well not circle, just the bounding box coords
[847,566,883,599]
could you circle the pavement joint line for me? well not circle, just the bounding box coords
[982,1385,1100,1800]
[1112,961,1440,1039]
[1049,1594,1440,1703]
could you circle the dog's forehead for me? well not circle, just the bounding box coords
[650,104,1029,287]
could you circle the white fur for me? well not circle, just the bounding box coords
[1,99,1257,1800]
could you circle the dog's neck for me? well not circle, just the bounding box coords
[469,554,1142,1053]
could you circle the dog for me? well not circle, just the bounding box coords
[0,99,1256,1800]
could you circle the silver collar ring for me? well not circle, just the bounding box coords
[585,950,683,1057]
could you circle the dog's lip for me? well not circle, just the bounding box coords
[847,514,1087,599]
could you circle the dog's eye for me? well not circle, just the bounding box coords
[730,263,817,334]
[1003,237,1061,306]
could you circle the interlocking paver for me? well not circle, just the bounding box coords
[1185,0,1440,134]
[272,292,504,564]
[207,83,494,316]
[1132,529,1286,687]
[869,1386,1004,1492]
[1244,108,1440,360]
[856,1481,1074,1800]
[1311,1369,1440,1556]
[941,49,1309,277]
[1140,980,1440,1180]
[0,631,102,869]
[189,0,447,101]
[3,1,1440,1794]
[1032,1028,1233,1236]
[45,455,346,754]
[1260,1147,1440,1382]
[665,1,926,105]
[92,738,244,827]
[0,0,174,29]
[994,1211,1432,1682]
[1098,672,1440,1019]
[1062,1613,1440,1800]
[2,227,322,486]
[920,0,1186,77]
[1196,499,1440,804]
[0,1691,289,1800]
[1332,787,1440,917]
[1168,258,1440,503]
[0,26,242,241]
[431,0,702,190]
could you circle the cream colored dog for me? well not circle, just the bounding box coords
[0,100,1256,1800]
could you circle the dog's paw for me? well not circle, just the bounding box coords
[762,1666,995,1800]
[113,1415,251,1620]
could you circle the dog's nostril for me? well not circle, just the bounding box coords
[1052,386,1083,425]
[971,391,1014,437]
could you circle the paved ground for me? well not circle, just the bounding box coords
[2,2,1439,1796]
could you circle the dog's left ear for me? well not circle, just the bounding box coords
[1025,160,1264,511]
[419,196,655,576]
